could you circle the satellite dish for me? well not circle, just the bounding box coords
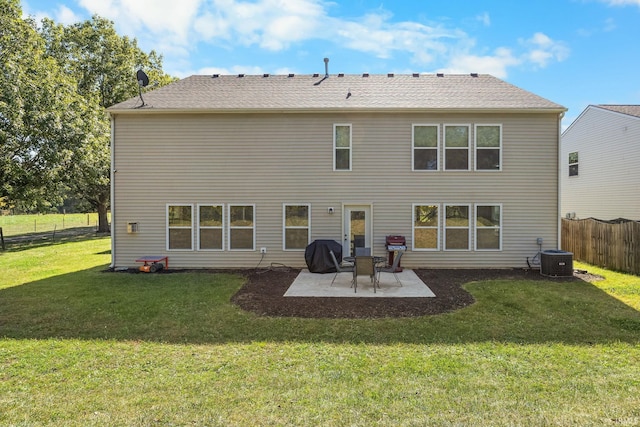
[137,69,149,87]
[135,69,149,108]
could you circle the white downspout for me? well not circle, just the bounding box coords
[110,114,116,268]
[557,111,565,250]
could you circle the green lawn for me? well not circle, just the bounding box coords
[0,212,108,236]
[1,236,639,426]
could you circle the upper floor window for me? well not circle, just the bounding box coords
[334,124,351,171]
[283,204,310,250]
[198,204,223,250]
[569,152,579,176]
[167,204,193,250]
[412,125,439,171]
[228,205,255,250]
[444,125,470,170]
[475,125,502,171]
[413,204,439,250]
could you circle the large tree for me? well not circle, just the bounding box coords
[40,15,175,232]
[1,1,175,231]
[0,0,88,212]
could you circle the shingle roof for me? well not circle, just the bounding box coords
[108,73,565,113]
[596,105,640,119]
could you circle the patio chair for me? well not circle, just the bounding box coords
[329,250,354,286]
[355,247,371,256]
[352,256,379,293]
[377,251,404,287]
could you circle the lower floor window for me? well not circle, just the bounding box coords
[475,205,502,250]
[167,204,193,250]
[413,204,439,250]
[445,204,470,250]
[229,205,255,250]
[284,204,310,250]
[199,204,223,250]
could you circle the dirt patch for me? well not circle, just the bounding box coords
[230,267,573,319]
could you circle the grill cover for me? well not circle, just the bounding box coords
[304,240,343,273]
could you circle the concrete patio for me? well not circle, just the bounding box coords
[284,269,436,298]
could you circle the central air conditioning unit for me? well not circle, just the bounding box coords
[540,250,573,277]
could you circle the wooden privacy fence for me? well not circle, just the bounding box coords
[561,218,640,275]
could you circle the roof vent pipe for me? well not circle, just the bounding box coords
[324,58,329,78]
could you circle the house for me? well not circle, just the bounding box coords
[107,72,565,269]
[561,105,640,221]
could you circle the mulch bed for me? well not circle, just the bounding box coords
[230,267,579,319]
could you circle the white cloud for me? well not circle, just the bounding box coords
[476,12,491,27]
[521,32,569,67]
[440,47,520,78]
[55,5,82,25]
[598,0,640,5]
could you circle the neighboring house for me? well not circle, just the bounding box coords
[107,73,565,269]
[561,105,640,221]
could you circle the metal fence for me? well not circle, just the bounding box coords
[561,218,640,275]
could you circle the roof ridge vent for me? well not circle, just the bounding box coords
[288,73,295,78]
[437,73,444,77]
[470,73,479,77]
[262,73,269,77]
[362,73,369,77]
[412,73,419,77]
[313,73,319,77]
[338,73,344,77]
[238,74,245,78]
[212,74,219,78]
[387,73,394,77]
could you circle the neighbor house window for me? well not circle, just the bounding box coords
[198,204,223,250]
[167,204,193,250]
[476,205,502,250]
[569,152,579,176]
[475,125,502,170]
[444,204,470,250]
[413,125,439,170]
[283,204,310,250]
[444,125,470,170]
[413,204,439,250]
[228,205,255,250]
[334,124,351,171]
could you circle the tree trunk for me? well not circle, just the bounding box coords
[96,192,110,233]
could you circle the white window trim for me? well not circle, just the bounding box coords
[412,203,440,251]
[166,203,194,251]
[443,203,471,251]
[412,124,440,172]
[443,124,471,171]
[475,203,503,251]
[228,204,256,251]
[282,203,311,251]
[333,123,352,171]
[197,203,224,251]
[474,124,503,172]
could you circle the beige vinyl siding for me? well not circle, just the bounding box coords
[561,107,640,221]
[112,112,560,269]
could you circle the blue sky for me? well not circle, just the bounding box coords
[21,0,640,126]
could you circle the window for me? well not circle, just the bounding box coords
[444,204,470,250]
[283,204,310,250]
[569,152,579,176]
[444,125,470,170]
[413,125,439,170]
[334,124,351,171]
[413,204,439,250]
[475,125,502,170]
[228,205,255,250]
[167,204,193,250]
[198,204,223,250]
[476,205,502,250]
